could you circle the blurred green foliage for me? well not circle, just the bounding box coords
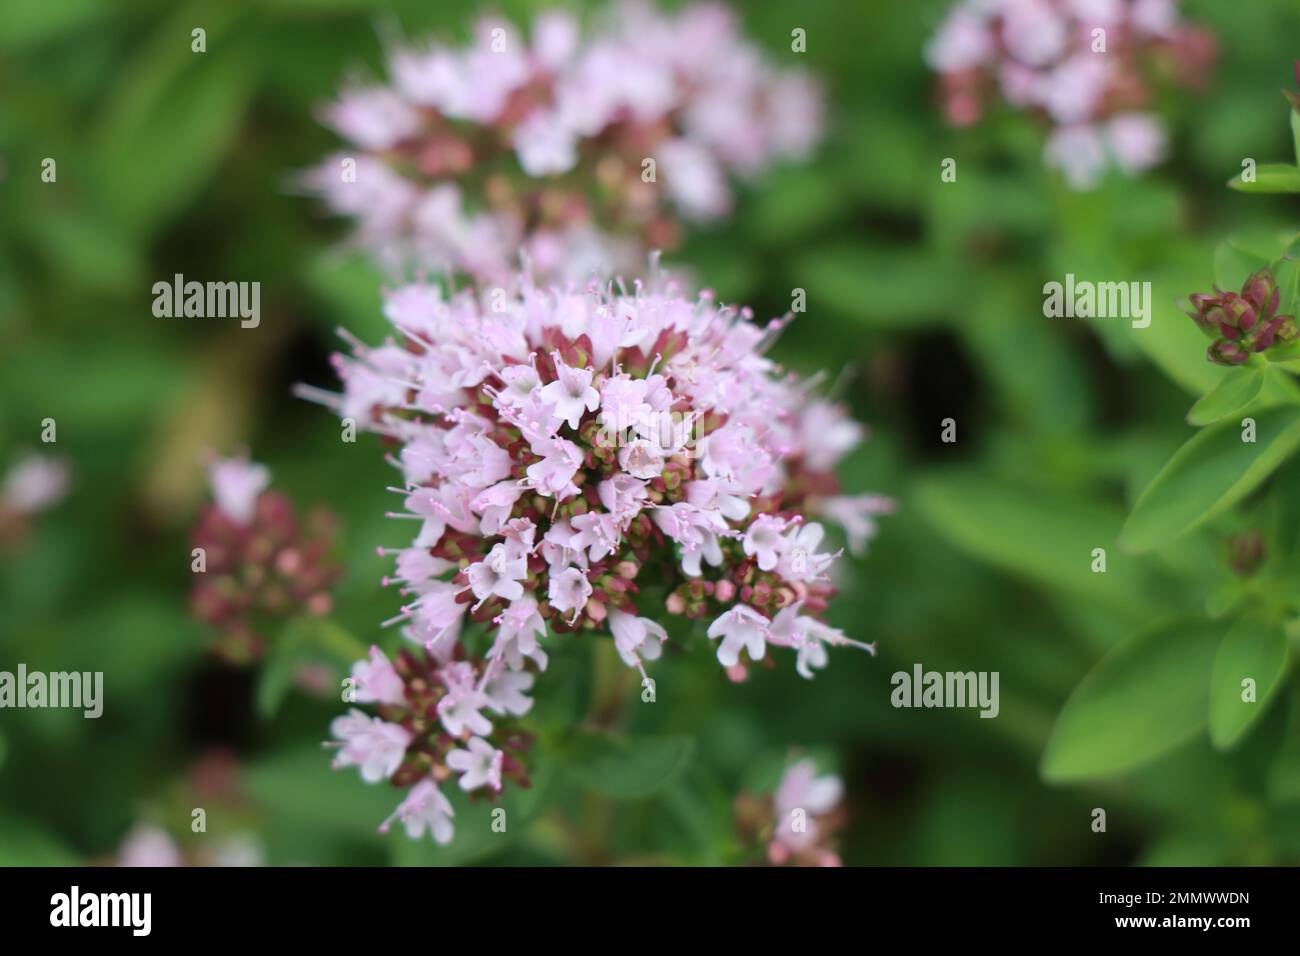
[4,0,1300,866]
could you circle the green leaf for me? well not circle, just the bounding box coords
[1214,239,1270,291]
[1273,252,1300,320]
[244,745,399,839]
[1224,228,1300,264]
[1209,617,1289,749]
[962,273,1092,434]
[1266,456,1300,570]
[1205,579,1247,620]
[565,731,695,798]
[24,207,143,294]
[1121,406,1300,552]
[1041,620,1220,781]
[793,243,964,328]
[256,616,366,719]
[914,471,1153,617]
[1268,685,1300,803]
[93,7,254,234]
[1228,163,1300,193]
[661,772,737,865]
[0,0,110,51]
[0,814,80,866]
[1186,365,1266,426]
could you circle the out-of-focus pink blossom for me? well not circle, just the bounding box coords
[190,456,342,663]
[207,455,269,526]
[926,0,1215,188]
[1,453,70,515]
[768,758,845,866]
[117,824,183,868]
[303,3,824,281]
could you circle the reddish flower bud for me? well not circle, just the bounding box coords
[1228,297,1257,333]
[1227,531,1265,577]
[1189,267,1294,365]
[1207,339,1249,366]
[1243,269,1280,313]
[190,461,342,663]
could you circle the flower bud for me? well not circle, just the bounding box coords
[1207,339,1249,366]
[1186,294,1223,336]
[1224,295,1256,334]
[1190,267,1295,365]
[1226,531,1265,577]
[1243,269,1279,313]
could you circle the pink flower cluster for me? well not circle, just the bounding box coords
[330,643,532,845]
[768,758,844,866]
[190,457,342,663]
[304,2,821,281]
[733,755,845,865]
[1187,268,1298,367]
[322,272,891,842]
[925,0,1214,189]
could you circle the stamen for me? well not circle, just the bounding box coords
[292,383,343,411]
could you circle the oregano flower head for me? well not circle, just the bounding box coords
[190,456,343,663]
[318,269,892,843]
[303,2,822,281]
[925,0,1215,189]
